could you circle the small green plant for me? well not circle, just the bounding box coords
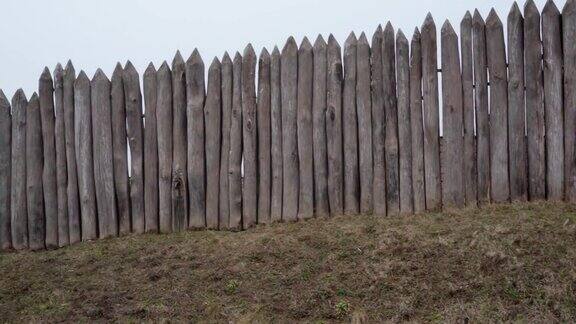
[225,279,239,294]
[335,300,350,318]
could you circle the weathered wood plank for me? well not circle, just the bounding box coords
[524,1,546,200]
[298,39,315,219]
[472,11,491,205]
[371,26,387,216]
[461,12,478,207]
[54,65,69,247]
[26,94,45,251]
[356,33,373,214]
[143,63,159,233]
[91,70,118,239]
[63,62,81,244]
[39,68,58,248]
[111,63,131,234]
[74,73,98,241]
[229,53,243,230]
[327,35,344,216]
[343,33,359,215]
[486,9,510,203]
[124,62,145,233]
[170,53,188,231]
[258,49,272,223]
[383,23,400,215]
[10,90,28,249]
[410,28,426,213]
[440,21,465,208]
[421,14,441,210]
[0,90,11,250]
[564,0,576,202]
[205,58,222,229]
[270,47,283,221]
[312,36,329,217]
[542,1,564,201]
[156,62,173,233]
[281,38,299,221]
[186,50,206,229]
[220,53,232,229]
[507,4,528,202]
[396,30,413,214]
[242,45,258,228]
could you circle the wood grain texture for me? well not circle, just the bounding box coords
[270,47,284,221]
[371,26,387,216]
[205,58,222,229]
[298,39,315,219]
[39,68,59,248]
[186,49,206,229]
[53,65,69,247]
[257,49,272,223]
[11,90,28,250]
[312,37,329,217]
[0,90,11,250]
[563,0,576,202]
[242,45,258,228]
[281,38,299,221]
[220,53,232,229]
[156,62,173,233]
[91,70,118,239]
[143,63,159,233]
[542,1,564,201]
[342,33,359,215]
[74,73,98,241]
[111,64,131,234]
[410,29,426,213]
[229,53,243,230]
[26,94,45,251]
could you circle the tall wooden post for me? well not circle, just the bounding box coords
[242,44,258,228]
[53,65,69,247]
[156,62,173,233]
[563,0,576,202]
[27,94,45,251]
[257,49,272,223]
[205,57,222,229]
[171,53,188,231]
[270,47,284,221]
[410,28,426,213]
[229,53,243,230]
[220,53,232,229]
[143,63,159,233]
[343,33,359,215]
[11,90,28,249]
[372,26,387,216]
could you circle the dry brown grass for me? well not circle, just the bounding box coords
[1,201,575,322]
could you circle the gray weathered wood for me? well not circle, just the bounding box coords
[440,21,465,208]
[396,30,413,214]
[281,38,299,221]
[383,23,400,215]
[270,47,283,221]
[410,28,426,213]
[298,38,315,219]
[0,90,11,250]
[524,1,546,200]
[156,62,173,233]
[421,14,441,210]
[205,58,222,229]
[220,53,232,229]
[356,33,373,215]
[91,70,118,239]
[39,68,58,248]
[242,44,258,228]
[461,12,478,207]
[111,63,131,234]
[257,49,272,223]
[326,35,344,216]
[343,33,359,215]
[53,65,69,247]
[507,4,528,202]
[74,73,98,241]
[542,1,564,201]
[26,94,45,251]
[186,49,206,229]
[143,63,159,233]
[486,9,510,203]
[564,0,576,202]
[63,62,81,244]
[170,52,188,231]
[10,89,27,249]
[371,26,387,216]
[472,11,491,205]
[229,53,243,230]
[312,36,329,217]
[124,61,145,233]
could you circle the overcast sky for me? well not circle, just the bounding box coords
[0,0,557,99]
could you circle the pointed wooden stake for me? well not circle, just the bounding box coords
[343,32,359,215]
[205,57,222,229]
[27,93,45,251]
[410,28,426,213]
[257,49,272,223]
[229,53,243,230]
[11,89,28,249]
[54,64,69,247]
[313,36,329,217]
[242,44,258,228]
[143,63,159,233]
[156,62,173,233]
[220,53,232,229]
[371,26,387,216]
[270,47,283,221]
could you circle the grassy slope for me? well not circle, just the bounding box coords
[0,202,575,322]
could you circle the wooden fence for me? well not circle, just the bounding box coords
[0,0,574,251]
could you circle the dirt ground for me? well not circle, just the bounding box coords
[0,202,575,322]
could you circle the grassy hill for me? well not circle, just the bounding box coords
[1,202,575,322]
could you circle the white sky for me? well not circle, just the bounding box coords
[0,0,557,99]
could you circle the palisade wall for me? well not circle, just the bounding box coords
[0,0,573,251]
